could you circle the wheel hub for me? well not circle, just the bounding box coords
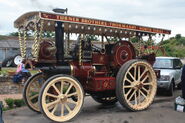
[133,81,143,90]
[136,83,143,89]
[60,95,67,103]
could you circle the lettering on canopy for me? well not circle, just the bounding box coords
[41,12,171,34]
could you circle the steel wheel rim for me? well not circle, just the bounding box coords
[26,74,44,112]
[41,77,84,122]
[123,61,157,110]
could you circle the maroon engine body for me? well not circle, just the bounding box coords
[37,40,155,93]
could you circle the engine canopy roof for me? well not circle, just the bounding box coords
[14,11,171,37]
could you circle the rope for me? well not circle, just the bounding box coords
[33,20,44,61]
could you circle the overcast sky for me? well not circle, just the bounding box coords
[0,0,185,37]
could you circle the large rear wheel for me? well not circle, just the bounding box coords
[23,72,45,113]
[116,60,157,111]
[39,75,84,122]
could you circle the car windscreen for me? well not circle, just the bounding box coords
[153,59,173,69]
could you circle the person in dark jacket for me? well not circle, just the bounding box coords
[0,104,4,123]
[181,65,185,99]
[176,65,185,105]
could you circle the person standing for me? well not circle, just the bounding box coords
[0,104,4,123]
[176,65,185,105]
[181,65,185,101]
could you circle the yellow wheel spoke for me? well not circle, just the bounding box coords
[35,81,40,88]
[124,85,133,88]
[134,92,137,105]
[125,88,133,97]
[32,82,39,88]
[139,68,148,81]
[30,94,39,100]
[138,66,140,80]
[34,102,38,106]
[128,90,136,101]
[139,90,147,99]
[47,100,59,108]
[134,65,137,78]
[51,104,58,115]
[67,99,77,105]
[65,104,72,113]
[29,86,39,92]
[52,84,60,95]
[46,93,59,98]
[128,72,136,81]
[65,84,73,95]
[143,82,153,86]
[66,92,78,98]
[125,78,133,84]
[61,81,64,94]
[141,75,149,83]
[142,87,149,94]
[138,90,141,104]
[61,104,64,116]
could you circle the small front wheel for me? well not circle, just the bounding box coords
[39,75,84,122]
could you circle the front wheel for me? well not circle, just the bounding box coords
[116,60,157,111]
[39,75,84,122]
[166,82,174,96]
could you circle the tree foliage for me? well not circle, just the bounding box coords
[159,34,185,57]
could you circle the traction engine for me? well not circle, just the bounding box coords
[14,11,171,122]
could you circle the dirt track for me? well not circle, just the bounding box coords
[3,90,185,123]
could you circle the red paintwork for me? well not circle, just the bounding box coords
[70,61,95,78]
[92,53,110,65]
[86,77,116,91]
[112,41,136,67]
[70,61,116,92]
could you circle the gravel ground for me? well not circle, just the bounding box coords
[3,90,185,123]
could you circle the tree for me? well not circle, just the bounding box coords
[9,32,19,36]
[175,34,181,40]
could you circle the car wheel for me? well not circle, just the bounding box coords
[166,82,174,96]
[13,54,22,67]
[2,56,14,67]
[177,82,182,90]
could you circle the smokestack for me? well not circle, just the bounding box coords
[53,8,68,14]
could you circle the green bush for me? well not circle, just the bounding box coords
[5,98,14,109]
[14,99,25,107]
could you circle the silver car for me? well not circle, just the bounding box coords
[153,57,183,96]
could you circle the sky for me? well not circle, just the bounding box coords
[0,0,185,38]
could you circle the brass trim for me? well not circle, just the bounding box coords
[93,66,96,72]
[70,63,74,76]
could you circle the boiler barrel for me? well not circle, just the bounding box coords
[40,64,72,75]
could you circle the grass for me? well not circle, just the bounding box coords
[1,67,39,76]
[0,98,25,111]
